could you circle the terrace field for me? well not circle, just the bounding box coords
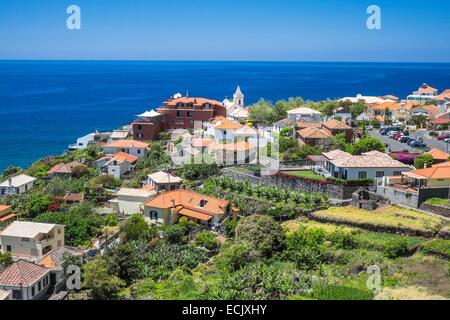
[280,170,326,180]
[311,205,446,236]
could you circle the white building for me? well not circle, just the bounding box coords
[109,187,157,215]
[97,152,139,179]
[147,171,183,192]
[0,221,65,261]
[339,94,395,104]
[224,86,249,122]
[287,107,322,122]
[109,130,130,141]
[102,139,149,158]
[407,83,439,102]
[69,131,111,150]
[0,260,51,300]
[323,150,410,180]
[0,174,36,196]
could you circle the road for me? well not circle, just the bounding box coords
[368,129,450,154]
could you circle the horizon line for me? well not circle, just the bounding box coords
[1,59,450,64]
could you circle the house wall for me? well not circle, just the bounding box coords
[114,194,152,215]
[428,178,450,188]
[159,106,226,130]
[214,128,235,142]
[132,120,164,141]
[329,164,409,180]
[288,114,322,122]
[0,272,50,300]
[107,162,128,179]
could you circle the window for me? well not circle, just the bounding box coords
[21,238,30,242]
[38,281,41,291]
[187,111,193,118]
[358,171,367,179]
[6,245,11,252]
[393,171,402,176]
[57,228,62,234]
[137,149,141,154]
[176,111,182,118]
[31,286,35,297]
[199,199,208,208]
[376,171,385,178]
[12,290,21,299]
[137,125,142,130]
[57,240,62,247]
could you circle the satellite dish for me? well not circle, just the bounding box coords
[173,92,182,99]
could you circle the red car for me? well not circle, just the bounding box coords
[437,134,450,141]
[394,133,404,140]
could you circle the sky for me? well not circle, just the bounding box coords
[0,0,449,62]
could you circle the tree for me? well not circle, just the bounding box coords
[273,97,304,121]
[194,231,219,250]
[214,242,258,272]
[104,242,142,285]
[414,154,434,169]
[0,252,13,270]
[349,101,366,119]
[120,214,155,242]
[71,165,90,178]
[163,224,188,244]
[248,99,275,126]
[235,215,285,257]
[351,136,385,155]
[83,258,125,300]
[25,193,52,218]
[176,163,220,181]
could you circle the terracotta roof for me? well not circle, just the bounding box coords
[273,118,295,127]
[431,118,450,125]
[164,97,223,107]
[211,141,255,151]
[322,119,352,130]
[323,149,352,160]
[178,208,213,221]
[296,120,322,129]
[37,246,84,270]
[297,127,331,139]
[144,189,229,216]
[331,151,409,168]
[426,148,450,161]
[418,84,438,93]
[106,152,139,164]
[0,260,50,287]
[433,161,450,168]
[436,89,450,101]
[192,138,215,148]
[214,118,243,130]
[0,214,15,223]
[47,161,85,175]
[407,167,450,180]
[103,139,149,149]
[0,205,12,214]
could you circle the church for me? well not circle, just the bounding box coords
[223,86,249,123]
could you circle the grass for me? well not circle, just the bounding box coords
[280,170,326,180]
[426,198,450,208]
[421,239,450,257]
[355,232,425,251]
[282,219,359,236]
[312,205,444,235]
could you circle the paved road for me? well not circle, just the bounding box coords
[368,129,450,154]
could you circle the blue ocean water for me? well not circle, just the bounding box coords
[1,60,450,171]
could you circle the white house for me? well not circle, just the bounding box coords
[287,107,322,122]
[223,86,248,122]
[109,187,157,215]
[0,174,36,196]
[97,152,139,179]
[147,171,183,192]
[334,108,352,124]
[323,150,410,180]
[407,83,439,102]
[68,131,111,150]
[272,118,295,134]
[0,221,65,261]
[0,260,51,300]
[109,130,130,141]
[339,94,395,104]
[102,139,149,158]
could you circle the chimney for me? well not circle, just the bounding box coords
[8,178,12,188]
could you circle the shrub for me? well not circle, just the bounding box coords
[311,285,373,300]
[414,154,434,169]
[120,215,156,242]
[194,231,219,250]
[214,242,258,272]
[235,215,285,257]
[163,224,188,244]
[384,238,409,258]
[83,258,125,300]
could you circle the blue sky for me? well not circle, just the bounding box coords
[0,0,449,62]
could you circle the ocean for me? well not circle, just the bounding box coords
[1,60,450,171]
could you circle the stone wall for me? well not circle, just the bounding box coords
[420,203,450,219]
[222,169,364,200]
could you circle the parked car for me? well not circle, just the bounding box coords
[437,134,450,141]
[394,133,404,140]
[399,136,410,143]
[409,140,427,148]
[388,131,399,138]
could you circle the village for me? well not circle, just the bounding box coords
[1,83,450,301]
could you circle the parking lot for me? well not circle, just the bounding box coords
[368,129,450,154]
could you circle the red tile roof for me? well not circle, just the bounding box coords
[103,140,149,149]
[164,97,223,107]
[0,260,50,287]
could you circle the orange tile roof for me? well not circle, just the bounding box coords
[107,152,140,164]
[104,139,149,149]
[433,161,450,168]
[142,184,156,192]
[214,118,244,130]
[298,127,331,139]
[0,205,12,214]
[211,141,254,151]
[418,84,438,93]
[409,167,450,179]
[323,119,352,130]
[47,161,84,175]
[296,120,322,129]
[0,214,15,223]
[0,260,50,287]
[436,89,450,100]
[426,148,450,161]
[179,208,213,221]
[144,189,229,216]
[164,97,223,107]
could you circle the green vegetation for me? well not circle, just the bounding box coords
[414,154,434,169]
[422,239,450,258]
[426,198,450,208]
[312,206,444,235]
[280,170,326,180]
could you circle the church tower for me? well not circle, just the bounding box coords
[233,85,244,107]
